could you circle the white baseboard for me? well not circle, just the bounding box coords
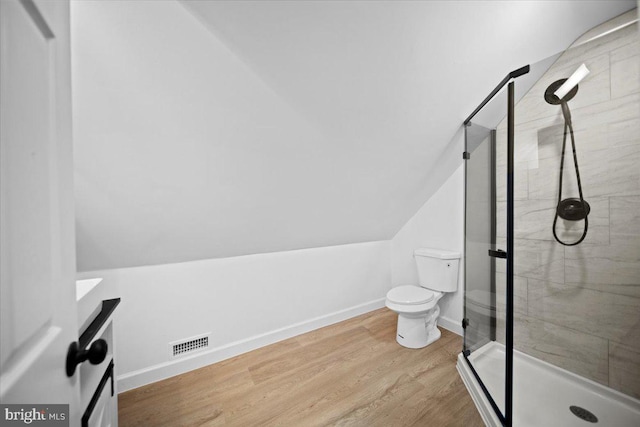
[437,315,462,336]
[117,298,386,392]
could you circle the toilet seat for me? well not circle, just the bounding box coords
[386,285,434,305]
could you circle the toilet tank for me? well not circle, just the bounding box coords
[414,248,460,292]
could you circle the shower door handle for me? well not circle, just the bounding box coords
[488,249,507,259]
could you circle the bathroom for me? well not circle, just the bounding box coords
[0,1,638,426]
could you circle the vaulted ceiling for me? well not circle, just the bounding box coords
[72,0,635,271]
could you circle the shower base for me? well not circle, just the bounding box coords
[457,342,640,426]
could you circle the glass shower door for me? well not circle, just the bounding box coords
[462,78,517,425]
[464,122,497,353]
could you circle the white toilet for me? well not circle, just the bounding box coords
[386,248,460,349]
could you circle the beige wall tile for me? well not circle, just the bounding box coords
[495,273,528,317]
[606,143,640,197]
[611,55,640,99]
[498,199,558,242]
[497,313,609,385]
[565,240,640,298]
[527,280,640,348]
[611,41,640,99]
[513,239,564,283]
[610,196,640,238]
[528,129,640,201]
[609,341,640,399]
[609,117,640,148]
[572,92,639,128]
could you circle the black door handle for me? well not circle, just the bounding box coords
[66,339,108,377]
[488,249,507,258]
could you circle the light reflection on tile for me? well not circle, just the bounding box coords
[572,11,637,47]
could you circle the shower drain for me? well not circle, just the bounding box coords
[569,405,598,423]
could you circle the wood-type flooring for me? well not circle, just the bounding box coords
[119,308,484,426]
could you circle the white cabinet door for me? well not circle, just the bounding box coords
[0,0,81,423]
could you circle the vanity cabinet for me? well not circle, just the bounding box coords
[79,299,119,427]
[76,279,120,427]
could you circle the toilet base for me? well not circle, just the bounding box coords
[394,304,441,349]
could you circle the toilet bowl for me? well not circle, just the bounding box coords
[386,248,460,349]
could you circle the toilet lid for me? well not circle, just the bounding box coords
[387,285,434,305]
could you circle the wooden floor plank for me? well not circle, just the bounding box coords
[119,308,483,426]
[248,326,373,385]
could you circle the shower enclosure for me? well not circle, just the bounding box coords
[457,10,640,427]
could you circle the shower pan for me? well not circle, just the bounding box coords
[457,10,640,427]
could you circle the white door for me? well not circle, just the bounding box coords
[0,0,81,423]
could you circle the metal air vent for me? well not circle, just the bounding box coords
[169,333,210,359]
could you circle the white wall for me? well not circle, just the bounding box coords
[71,0,393,271]
[391,146,465,335]
[79,240,390,392]
[71,0,635,272]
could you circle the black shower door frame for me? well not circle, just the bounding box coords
[462,65,530,427]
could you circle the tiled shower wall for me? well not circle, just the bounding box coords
[496,10,640,399]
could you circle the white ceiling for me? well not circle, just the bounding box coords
[180,0,635,147]
[72,0,635,271]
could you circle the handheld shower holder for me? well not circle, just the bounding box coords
[544,78,579,105]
